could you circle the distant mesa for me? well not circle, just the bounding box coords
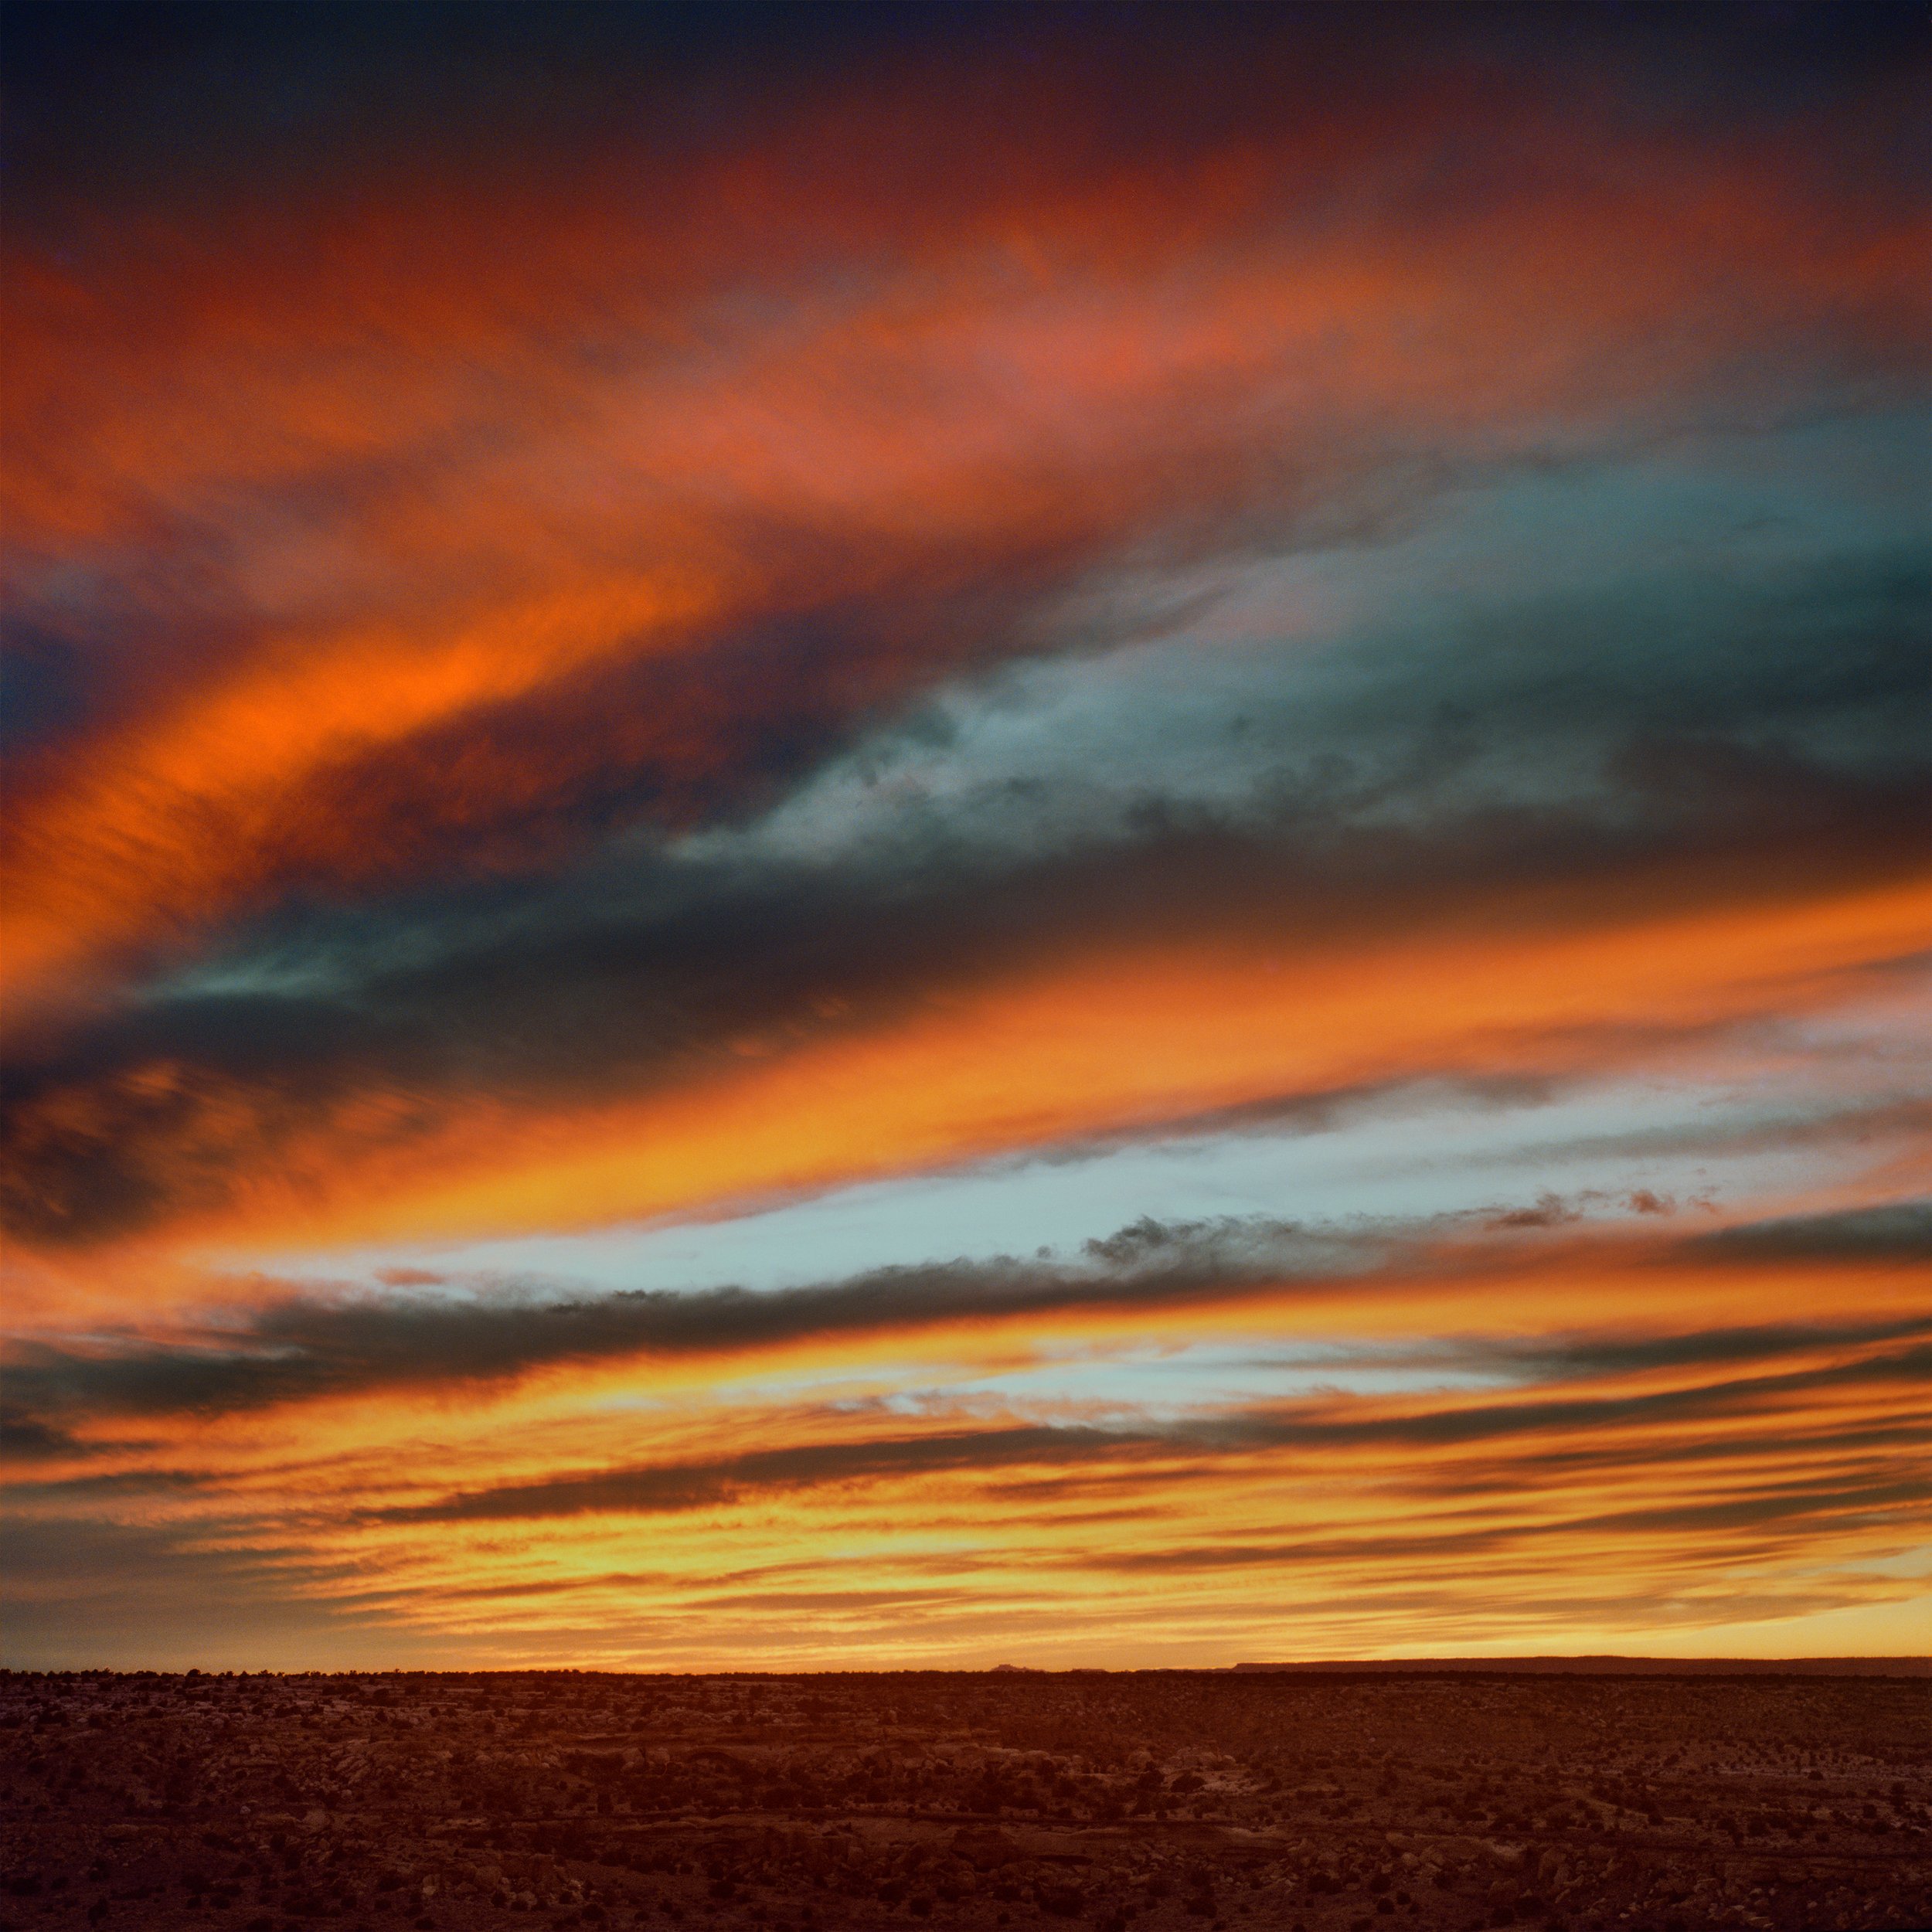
[990,1663,1043,1672]
[1230,1655,1930,1676]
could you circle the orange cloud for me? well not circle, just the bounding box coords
[9,1219,1923,1668]
[6,61,1924,1021]
[103,870,1917,1257]
[5,12,1927,1671]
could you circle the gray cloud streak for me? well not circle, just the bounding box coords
[357,1336,1932,1525]
[5,1202,1927,1447]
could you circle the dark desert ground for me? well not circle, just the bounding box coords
[3,1667,1927,1932]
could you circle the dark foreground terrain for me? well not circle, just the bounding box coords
[2,1669,1927,1932]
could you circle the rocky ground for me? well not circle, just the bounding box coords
[2,1670,1926,1932]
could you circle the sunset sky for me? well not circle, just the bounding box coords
[2,1,1927,1672]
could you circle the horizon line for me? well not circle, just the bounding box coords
[5,1654,1926,1680]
